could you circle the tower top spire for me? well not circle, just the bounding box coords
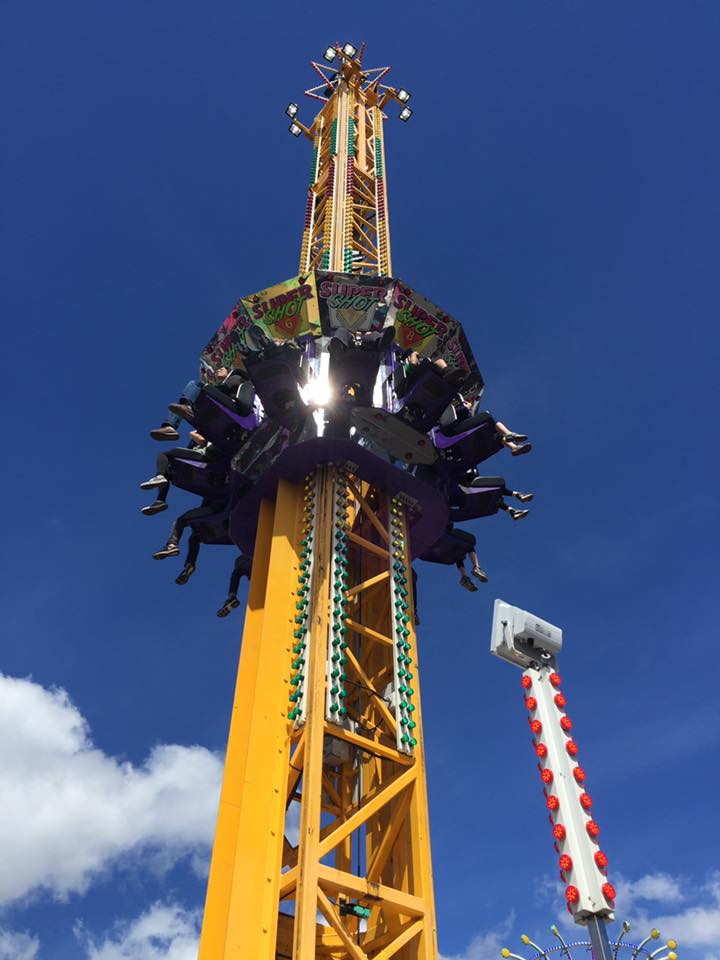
[287,43,412,276]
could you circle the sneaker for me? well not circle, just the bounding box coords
[150,425,179,441]
[511,442,533,457]
[153,542,180,559]
[504,432,528,443]
[217,596,241,618]
[471,565,489,583]
[141,500,168,516]
[176,563,196,585]
[515,491,534,503]
[459,574,478,592]
[510,508,529,521]
[167,402,195,423]
[140,475,168,490]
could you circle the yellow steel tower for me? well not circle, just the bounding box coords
[198,43,438,960]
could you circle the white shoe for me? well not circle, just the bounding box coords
[140,475,168,490]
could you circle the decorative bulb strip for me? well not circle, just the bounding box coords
[499,926,678,960]
[388,498,417,755]
[288,471,319,725]
[343,115,356,273]
[299,122,322,273]
[372,107,390,275]
[521,666,614,921]
[325,468,351,723]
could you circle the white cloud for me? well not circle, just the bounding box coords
[0,928,39,960]
[440,912,515,960]
[616,872,685,911]
[76,903,200,960]
[0,674,223,906]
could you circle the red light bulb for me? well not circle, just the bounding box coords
[550,673,562,687]
[573,766,586,783]
[541,768,554,784]
[525,696,537,711]
[535,743,548,758]
[559,854,573,872]
[560,716,573,732]
[595,851,609,869]
[521,675,532,689]
[554,693,567,708]
[566,740,579,756]
[530,719,543,734]
[586,820,600,838]
[565,885,580,904]
[579,792,593,809]
[547,795,560,811]
[602,882,616,901]
[553,823,566,840]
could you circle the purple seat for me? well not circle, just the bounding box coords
[244,346,306,426]
[190,385,258,453]
[420,527,476,566]
[167,452,229,501]
[188,507,233,545]
[431,415,502,477]
[396,364,459,431]
[448,479,504,521]
[329,345,383,407]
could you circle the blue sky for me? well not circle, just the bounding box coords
[1,1,719,958]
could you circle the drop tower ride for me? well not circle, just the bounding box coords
[194,42,485,960]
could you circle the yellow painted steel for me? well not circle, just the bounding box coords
[199,44,438,960]
[298,45,399,275]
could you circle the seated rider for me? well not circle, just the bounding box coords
[441,397,532,457]
[151,499,227,559]
[140,432,225,515]
[149,365,250,442]
[175,540,253,619]
[394,349,466,399]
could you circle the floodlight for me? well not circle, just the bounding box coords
[396,88,411,103]
[343,43,357,58]
[490,599,563,669]
[288,122,302,137]
[323,46,337,62]
[399,107,413,122]
[286,102,298,118]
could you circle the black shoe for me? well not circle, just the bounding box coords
[459,574,478,592]
[515,491,534,503]
[140,475,168,490]
[217,595,241,618]
[150,425,180,441]
[176,562,196,585]
[510,508,529,521]
[504,432,528,443]
[471,565,489,583]
[141,500,168,516]
[167,402,195,424]
[153,542,180,559]
[510,443,532,457]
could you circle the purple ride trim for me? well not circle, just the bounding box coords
[207,394,258,430]
[430,419,492,449]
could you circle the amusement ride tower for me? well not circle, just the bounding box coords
[196,43,460,960]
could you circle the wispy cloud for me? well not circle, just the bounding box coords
[75,902,200,959]
[440,911,515,960]
[0,927,39,960]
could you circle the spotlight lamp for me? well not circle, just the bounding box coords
[288,122,303,137]
[399,106,413,122]
[323,45,337,62]
[342,42,357,58]
[396,88,411,103]
[285,102,299,118]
